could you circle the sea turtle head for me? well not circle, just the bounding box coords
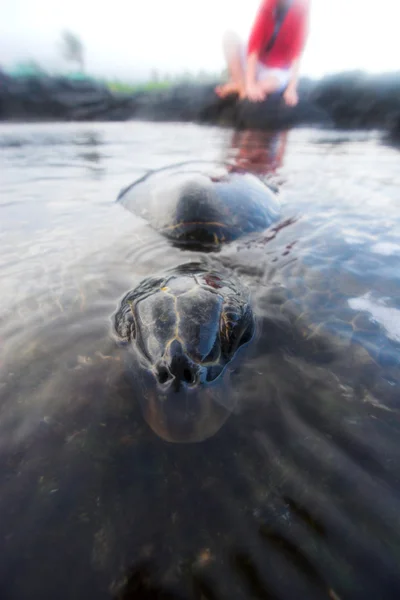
[113,264,255,443]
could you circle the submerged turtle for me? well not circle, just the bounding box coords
[114,160,399,444]
[116,160,280,250]
[113,262,255,443]
[113,161,282,442]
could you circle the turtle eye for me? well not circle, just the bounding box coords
[220,310,241,357]
[220,305,254,357]
[114,300,137,343]
[127,301,137,341]
[128,316,137,341]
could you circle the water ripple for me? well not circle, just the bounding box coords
[1,122,400,600]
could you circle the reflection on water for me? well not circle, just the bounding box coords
[1,122,400,600]
[227,129,289,177]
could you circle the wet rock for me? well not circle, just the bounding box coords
[0,70,135,122]
[1,69,399,138]
[310,70,400,130]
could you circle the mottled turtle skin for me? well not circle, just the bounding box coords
[113,262,255,443]
[116,161,280,250]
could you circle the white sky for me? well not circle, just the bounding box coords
[0,0,399,80]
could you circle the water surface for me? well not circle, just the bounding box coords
[1,122,400,600]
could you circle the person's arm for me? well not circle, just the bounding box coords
[245,52,259,89]
[283,2,310,105]
[286,57,301,92]
[283,57,301,105]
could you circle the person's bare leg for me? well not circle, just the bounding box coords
[215,31,246,98]
[249,75,282,102]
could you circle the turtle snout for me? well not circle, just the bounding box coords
[155,357,199,388]
[169,353,199,386]
[155,343,200,390]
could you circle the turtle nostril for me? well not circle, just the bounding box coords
[156,365,171,385]
[183,367,194,384]
[169,354,198,386]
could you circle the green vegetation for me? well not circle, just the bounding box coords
[102,68,224,94]
[104,79,173,94]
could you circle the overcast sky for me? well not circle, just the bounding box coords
[0,0,399,80]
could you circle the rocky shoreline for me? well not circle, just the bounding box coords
[0,69,399,140]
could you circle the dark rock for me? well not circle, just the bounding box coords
[233,94,332,130]
[130,83,220,122]
[127,81,332,130]
[0,69,399,138]
[0,70,135,122]
[386,113,400,146]
[310,71,400,130]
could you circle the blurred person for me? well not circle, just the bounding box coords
[215,0,310,105]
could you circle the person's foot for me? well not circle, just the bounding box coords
[215,81,244,98]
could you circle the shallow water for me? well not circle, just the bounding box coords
[1,121,400,600]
